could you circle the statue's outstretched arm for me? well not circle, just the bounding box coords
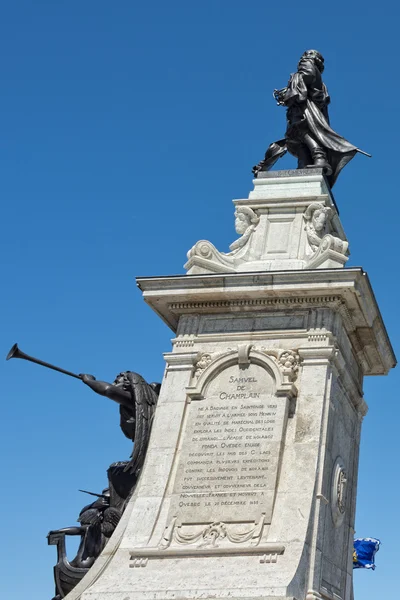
[80,374,131,407]
[48,526,85,536]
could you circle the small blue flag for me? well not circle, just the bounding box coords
[353,538,381,570]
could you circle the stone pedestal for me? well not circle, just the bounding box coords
[71,172,395,600]
[185,170,348,274]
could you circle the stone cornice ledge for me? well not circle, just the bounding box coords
[163,351,200,372]
[129,543,285,565]
[137,268,396,376]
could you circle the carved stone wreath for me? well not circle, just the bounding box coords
[331,458,348,527]
[260,348,301,382]
[193,349,235,378]
[337,469,347,514]
[194,353,213,378]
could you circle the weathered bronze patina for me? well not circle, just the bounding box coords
[253,50,370,186]
[6,344,159,600]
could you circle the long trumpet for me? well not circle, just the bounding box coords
[6,343,82,380]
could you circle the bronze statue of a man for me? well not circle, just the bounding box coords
[253,50,369,186]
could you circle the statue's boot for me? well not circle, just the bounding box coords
[310,147,332,175]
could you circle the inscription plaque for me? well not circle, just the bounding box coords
[169,363,287,524]
[199,314,306,335]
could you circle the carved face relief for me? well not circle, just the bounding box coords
[234,211,250,235]
[303,204,332,247]
[113,372,129,388]
[312,209,327,233]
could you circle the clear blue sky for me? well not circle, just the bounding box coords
[1,2,398,598]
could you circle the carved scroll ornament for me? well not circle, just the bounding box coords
[184,207,260,274]
[303,203,349,268]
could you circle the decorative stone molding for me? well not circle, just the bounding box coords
[159,515,265,550]
[260,348,300,382]
[303,202,349,269]
[184,240,237,274]
[238,342,253,365]
[307,330,332,344]
[331,457,347,527]
[193,349,236,378]
[336,301,371,374]
[129,543,285,566]
[187,346,297,401]
[184,207,259,274]
[259,553,279,564]
[298,346,337,365]
[169,294,343,314]
[337,470,347,514]
[163,351,200,373]
[193,345,253,379]
[173,335,195,349]
[193,352,213,378]
[180,171,353,273]
[307,234,349,269]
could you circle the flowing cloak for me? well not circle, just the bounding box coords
[258,58,361,187]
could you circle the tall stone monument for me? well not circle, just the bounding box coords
[64,164,395,600]
[41,50,394,600]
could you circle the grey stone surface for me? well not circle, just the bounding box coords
[75,328,368,600]
[185,172,345,274]
[137,268,395,376]
[257,168,324,178]
[168,362,285,525]
[71,173,395,600]
[198,314,307,335]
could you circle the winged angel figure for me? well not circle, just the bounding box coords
[48,371,159,599]
[81,370,160,474]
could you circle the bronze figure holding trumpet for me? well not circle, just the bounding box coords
[6,343,160,599]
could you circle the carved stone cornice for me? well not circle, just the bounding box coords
[168,295,342,314]
[163,351,200,372]
[129,542,285,567]
[298,346,337,365]
[172,335,195,349]
[137,269,396,376]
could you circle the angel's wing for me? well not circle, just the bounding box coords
[102,507,122,537]
[78,508,102,526]
[124,373,159,475]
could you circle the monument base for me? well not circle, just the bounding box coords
[185,171,348,275]
[66,172,395,600]
[68,266,393,600]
